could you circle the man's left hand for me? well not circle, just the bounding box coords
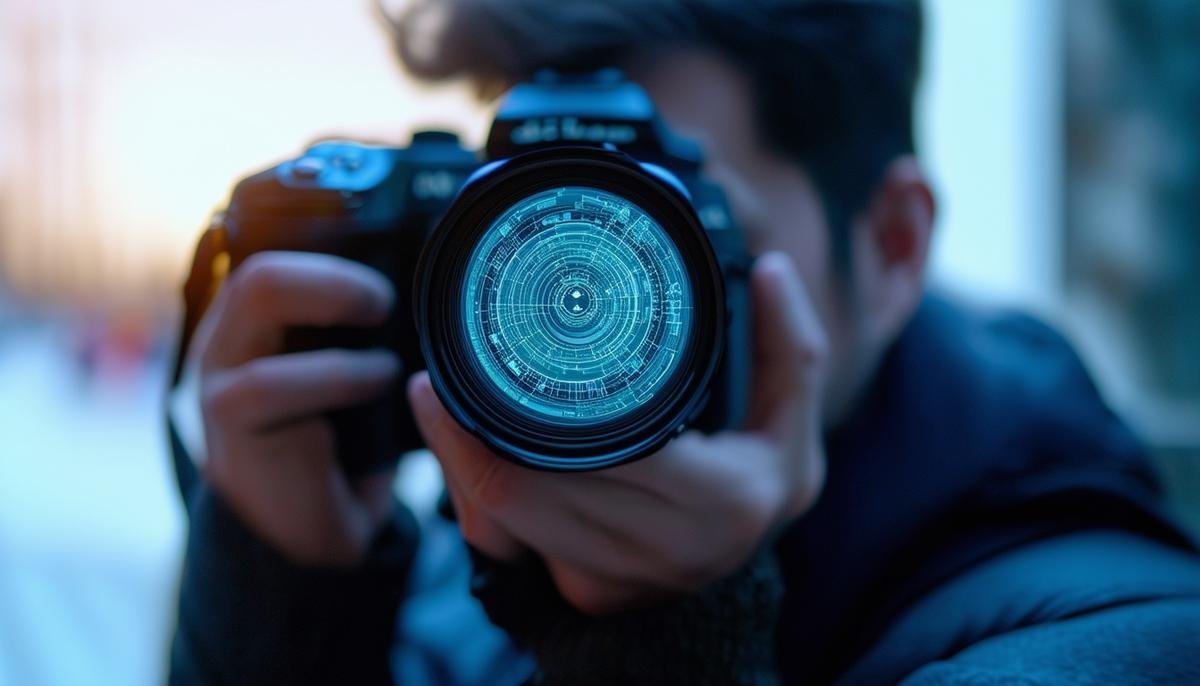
[409,251,827,614]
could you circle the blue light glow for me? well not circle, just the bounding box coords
[463,186,692,423]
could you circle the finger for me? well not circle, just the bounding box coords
[408,372,524,560]
[569,433,781,582]
[590,428,770,507]
[742,251,827,441]
[205,418,374,565]
[441,466,524,561]
[407,371,517,500]
[576,433,715,513]
[408,372,639,577]
[555,474,711,585]
[201,251,394,371]
[201,348,399,430]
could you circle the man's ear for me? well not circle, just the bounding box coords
[852,155,936,342]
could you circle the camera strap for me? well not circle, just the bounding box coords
[165,222,227,507]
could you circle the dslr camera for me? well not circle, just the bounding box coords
[175,70,751,473]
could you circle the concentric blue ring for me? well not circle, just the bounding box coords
[462,186,693,424]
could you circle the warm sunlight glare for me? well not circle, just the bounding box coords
[0,0,487,305]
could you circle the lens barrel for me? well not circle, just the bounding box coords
[416,147,725,471]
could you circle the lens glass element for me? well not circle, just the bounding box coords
[462,186,693,424]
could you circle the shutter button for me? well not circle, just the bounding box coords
[292,157,326,179]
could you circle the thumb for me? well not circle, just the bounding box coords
[741,251,828,442]
[407,371,524,561]
[407,371,491,476]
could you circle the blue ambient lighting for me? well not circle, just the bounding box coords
[462,186,693,424]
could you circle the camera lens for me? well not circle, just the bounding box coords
[417,148,724,471]
[462,186,692,425]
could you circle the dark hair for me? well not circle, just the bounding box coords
[382,0,923,268]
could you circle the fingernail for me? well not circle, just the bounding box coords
[406,370,433,406]
[362,290,395,323]
[355,272,397,321]
[365,348,402,377]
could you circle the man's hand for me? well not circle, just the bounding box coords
[191,251,401,567]
[410,251,827,614]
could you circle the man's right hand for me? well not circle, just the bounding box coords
[189,251,401,567]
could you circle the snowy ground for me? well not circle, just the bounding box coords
[0,316,444,686]
[0,320,185,686]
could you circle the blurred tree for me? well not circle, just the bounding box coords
[1065,0,1200,403]
[1064,0,1200,528]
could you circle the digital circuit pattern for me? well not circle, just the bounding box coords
[462,186,693,423]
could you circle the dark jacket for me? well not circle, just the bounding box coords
[169,295,1200,685]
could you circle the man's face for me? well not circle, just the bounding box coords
[632,50,866,423]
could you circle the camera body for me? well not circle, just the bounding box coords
[186,70,751,473]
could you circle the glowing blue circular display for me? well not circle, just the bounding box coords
[462,186,693,424]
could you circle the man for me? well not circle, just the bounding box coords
[170,1,1200,684]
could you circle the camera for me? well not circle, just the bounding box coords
[175,70,752,473]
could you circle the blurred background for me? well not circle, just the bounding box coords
[0,0,1196,684]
